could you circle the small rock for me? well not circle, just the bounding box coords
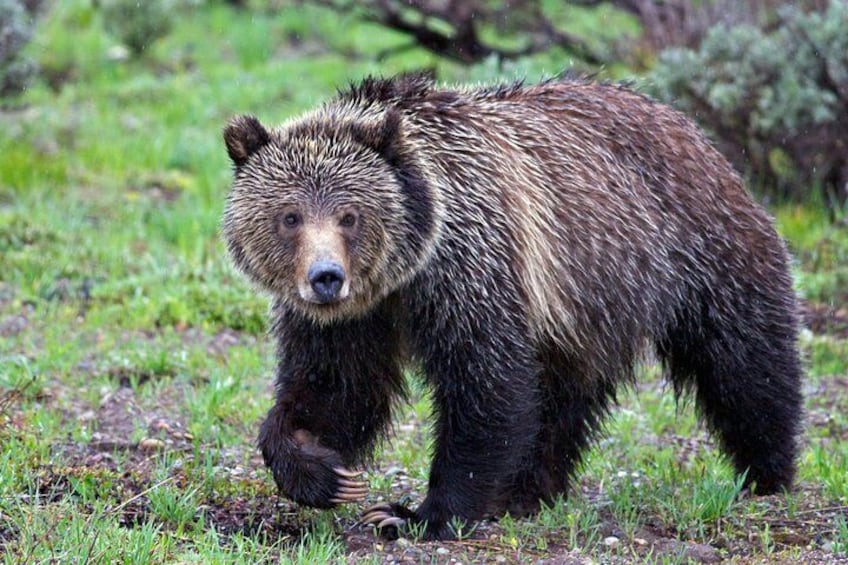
[86,452,115,466]
[685,542,721,563]
[395,537,410,548]
[603,536,620,548]
[152,421,172,432]
[138,438,165,452]
[436,547,449,555]
[634,537,648,546]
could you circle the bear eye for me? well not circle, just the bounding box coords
[339,213,357,228]
[282,212,301,228]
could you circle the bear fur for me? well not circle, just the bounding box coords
[222,73,803,540]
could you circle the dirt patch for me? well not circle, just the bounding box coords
[86,386,193,454]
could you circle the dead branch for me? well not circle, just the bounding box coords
[299,0,604,64]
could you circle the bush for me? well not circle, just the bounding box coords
[600,0,829,52]
[0,0,38,97]
[100,0,173,57]
[646,0,848,209]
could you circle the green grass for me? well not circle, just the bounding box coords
[1,1,847,562]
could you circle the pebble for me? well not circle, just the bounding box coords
[436,547,449,555]
[152,421,172,432]
[634,537,648,546]
[603,536,620,548]
[138,437,165,451]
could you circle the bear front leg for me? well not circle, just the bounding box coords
[259,303,406,509]
[362,329,542,540]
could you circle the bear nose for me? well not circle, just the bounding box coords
[308,261,346,303]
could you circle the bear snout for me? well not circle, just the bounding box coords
[307,260,347,303]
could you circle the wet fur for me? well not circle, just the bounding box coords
[223,73,803,539]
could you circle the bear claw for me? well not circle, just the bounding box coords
[333,467,364,478]
[362,502,392,515]
[360,502,412,536]
[377,516,405,528]
[360,503,393,524]
[329,467,368,504]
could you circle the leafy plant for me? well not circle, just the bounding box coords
[100,0,173,56]
[647,0,848,209]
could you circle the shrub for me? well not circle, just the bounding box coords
[646,0,848,208]
[0,0,38,97]
[100,0,173,57]
[599,0,829,52]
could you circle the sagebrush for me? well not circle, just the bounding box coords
[647,0,848,208]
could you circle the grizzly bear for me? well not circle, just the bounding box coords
[222,73,803,540]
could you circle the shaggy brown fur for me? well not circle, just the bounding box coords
[222,73,803,540]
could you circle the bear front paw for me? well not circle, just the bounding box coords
[260,427,368,508]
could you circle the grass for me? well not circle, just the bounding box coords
[1,1,847,562]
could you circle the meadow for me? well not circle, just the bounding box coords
[1,2,847,562]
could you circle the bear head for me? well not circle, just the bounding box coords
[222,107,440,324]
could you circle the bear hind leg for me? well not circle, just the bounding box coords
[658,295,803,494]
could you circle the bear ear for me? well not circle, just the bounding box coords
[349,108,404,167]
[224,115,271,168]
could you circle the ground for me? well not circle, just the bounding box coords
[1,1,847,563]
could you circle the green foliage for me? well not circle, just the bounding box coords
[835,513,848,555]
[776,205,848,304]
[808,443,848,502]
[647,0,848,206]
[0,213,60,253]
[0,0,37,96]
[147,482,203,533]
[100,0,174,56]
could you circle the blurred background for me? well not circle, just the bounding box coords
[1,1,847,562]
